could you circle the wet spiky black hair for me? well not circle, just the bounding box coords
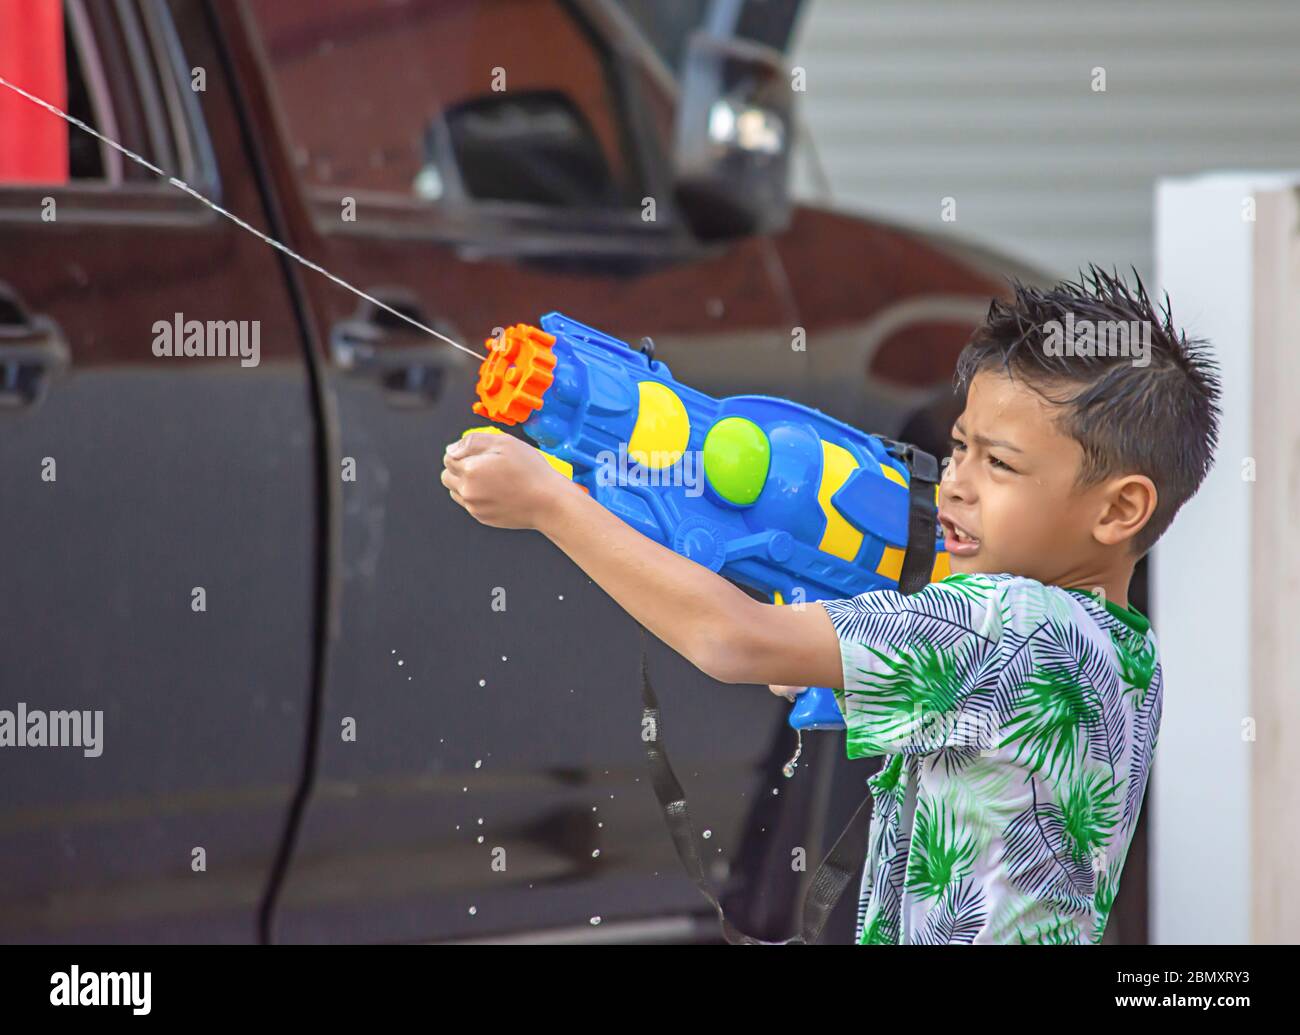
[953,265,1222,557]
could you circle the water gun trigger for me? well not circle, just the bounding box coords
[787,688,847,731]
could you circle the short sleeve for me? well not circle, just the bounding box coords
[820,574,1006,758]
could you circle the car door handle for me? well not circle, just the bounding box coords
[0,284,70,409]
[330,294,469,406]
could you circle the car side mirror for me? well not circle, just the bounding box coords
[672,31,794,241]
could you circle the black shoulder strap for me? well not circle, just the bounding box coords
[638,627,874,945]
[875,437,941,596]
[636,438,941,944]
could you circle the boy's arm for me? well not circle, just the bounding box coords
[441,431,844,688]
[540,479,845,688]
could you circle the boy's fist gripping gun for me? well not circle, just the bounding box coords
[462,312,949,731]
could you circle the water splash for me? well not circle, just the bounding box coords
[781,730,804,778]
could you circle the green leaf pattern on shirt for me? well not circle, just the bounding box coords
[822,573,1163,945]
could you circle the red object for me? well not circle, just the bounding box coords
[0,0,68,185]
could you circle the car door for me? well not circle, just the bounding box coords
[232,0,825,942]
[0,0,316,942]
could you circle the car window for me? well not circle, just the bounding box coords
[0,2,108,184]
[0,0,183,190]
[247,0,647,211]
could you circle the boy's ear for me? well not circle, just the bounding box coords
[1094,474,1157,549]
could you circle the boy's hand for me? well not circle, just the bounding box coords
[441,431,568,530]
[769,684,808,702]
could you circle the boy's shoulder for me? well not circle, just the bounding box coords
[935,570,1076,600]
[828,573,1156,666]
[927,571,1078,615]
[930,572,1154,643]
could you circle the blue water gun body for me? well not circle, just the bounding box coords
[468,312,948,730]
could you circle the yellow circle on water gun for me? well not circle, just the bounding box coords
[628,382,690,469]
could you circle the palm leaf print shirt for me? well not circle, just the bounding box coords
[821,573,1161,945]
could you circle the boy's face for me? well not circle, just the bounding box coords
[938,370,1105,581]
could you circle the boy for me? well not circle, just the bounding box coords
[441,267,1221,944]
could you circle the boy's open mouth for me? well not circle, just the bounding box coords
[938,512,981,557]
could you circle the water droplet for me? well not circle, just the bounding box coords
[589,916,601,926]
[477,835,484,844]
[782,731,803,778]
[591,849,600,858]
[468,906,477,916]
[501,655,508,661]
[390,649,396,654]
[772,788,780,795]
[478,678,486,687]
[474,760,482,769]
[397,660,404,667]
[477,817,484,825]
[558,594,564,601]
[702,830,712,839]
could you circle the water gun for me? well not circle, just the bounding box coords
[462,313,949,730]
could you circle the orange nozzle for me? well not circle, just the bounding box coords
[473,323,557,426]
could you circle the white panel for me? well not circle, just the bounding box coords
[1151,172,1299,943]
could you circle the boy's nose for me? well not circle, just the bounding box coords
[940,456,973,504]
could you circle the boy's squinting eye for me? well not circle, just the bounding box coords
[948,434,1017,473]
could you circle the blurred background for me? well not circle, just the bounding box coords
[1,0,1295,946]
[787,0,1300,280]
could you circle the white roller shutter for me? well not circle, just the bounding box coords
[789,0,1300,280]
